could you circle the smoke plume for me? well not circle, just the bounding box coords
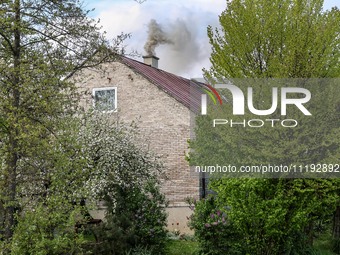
[144,19,173,56]
[144,18,206,77]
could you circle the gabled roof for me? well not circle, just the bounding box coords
[120,56,202,113]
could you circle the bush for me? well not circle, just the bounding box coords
[188,196,243,255]
[10,203,88,255]
[189,178,338,255]
[89,180,168,255]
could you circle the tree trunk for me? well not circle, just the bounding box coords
[3,0,21,245]
[306,220,314,246]
[333,206,340,238]
[4,141,18,241]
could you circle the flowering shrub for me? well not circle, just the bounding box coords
[188,196,243,255]
[80,113,168,254]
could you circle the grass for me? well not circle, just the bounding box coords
[166,239,199,255]
[165,233,339,255]
[84,230,338,255]
[314,232,337,255]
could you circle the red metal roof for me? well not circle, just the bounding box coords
[120,56,202,113]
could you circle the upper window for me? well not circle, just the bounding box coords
[93,87,117,112]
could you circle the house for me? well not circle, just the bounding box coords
[78,55,204,233]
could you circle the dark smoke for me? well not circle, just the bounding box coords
[144,19,173,56]
[143,18,205,77]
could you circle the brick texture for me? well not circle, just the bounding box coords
[77,62,199,206]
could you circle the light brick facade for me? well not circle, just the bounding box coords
[78,59,199,207]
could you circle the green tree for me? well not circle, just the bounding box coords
[206,0,340,79]
[189,0,340,253]
[0,0,122,249]
[7,112,99,254]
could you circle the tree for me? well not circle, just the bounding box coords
[189,0,340,253]
[206,0,340,79]
[8,112,167,254]
[0,0,123,249]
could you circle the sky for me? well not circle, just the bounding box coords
[83,0,339,78]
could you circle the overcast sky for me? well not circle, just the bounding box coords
[83,0,339,78]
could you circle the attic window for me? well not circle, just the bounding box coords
[93,87,117,112]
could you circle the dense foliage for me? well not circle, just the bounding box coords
[0,0,120,251]
[189,0,340,254]
[5,111,168,254]
[189,191,337,255]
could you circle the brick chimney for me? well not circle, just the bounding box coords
[143,55,159,68]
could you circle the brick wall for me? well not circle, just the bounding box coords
[77,61,199,206]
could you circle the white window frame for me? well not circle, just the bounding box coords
[92,87,118,113]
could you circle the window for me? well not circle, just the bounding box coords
[93,87,117,112]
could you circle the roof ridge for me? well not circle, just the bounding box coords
[120,55,191,82]
[119,55,201,113]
